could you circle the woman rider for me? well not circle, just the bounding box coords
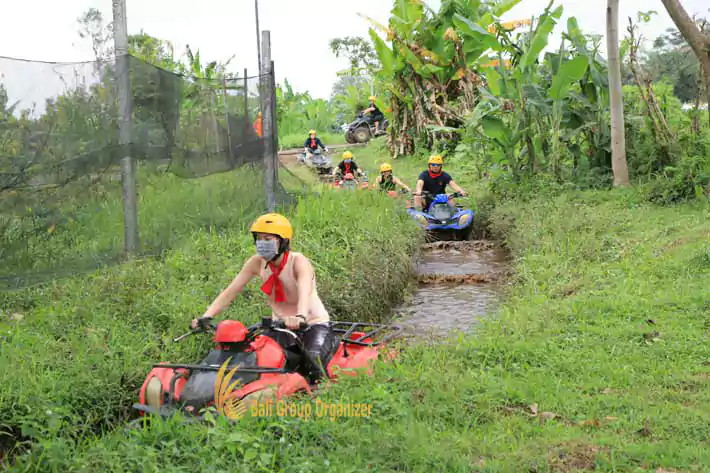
[191,213,338,384]
[372,163,410,193]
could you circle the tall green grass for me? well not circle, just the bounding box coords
[0,169,420,465]
[7,188,709,472]
[0,166,268,289]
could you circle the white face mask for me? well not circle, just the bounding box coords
[256,239,279,260]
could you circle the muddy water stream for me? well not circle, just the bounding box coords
[393,241,509,338]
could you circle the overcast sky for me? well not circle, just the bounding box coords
[1,0,708,107]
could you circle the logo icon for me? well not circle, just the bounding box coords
[213,358,246,419]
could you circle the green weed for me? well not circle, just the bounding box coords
[8,188,709,472]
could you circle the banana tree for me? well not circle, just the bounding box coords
[470,2,608,180]
[469,2,564,176]
[275,79,337,136]
[362,0,514,156]
[562,18,612,172]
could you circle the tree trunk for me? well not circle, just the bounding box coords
[660,0,710,95]
[606,0,630,187]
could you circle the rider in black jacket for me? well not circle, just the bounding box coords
[304,130,328,159]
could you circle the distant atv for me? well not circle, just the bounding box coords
[345,112,389,144]
[297,149,333,175]
[331,171,369,191]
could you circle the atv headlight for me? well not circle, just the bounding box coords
[145,376,163,410]
[458,214,471,227]
[415,214,428,226]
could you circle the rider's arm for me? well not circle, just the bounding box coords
[292,254,314,317]
[415,179,425,195]
[449,179,466,195]
[201,256,261,319]
[318,138,326,149]
[394,177,410,191]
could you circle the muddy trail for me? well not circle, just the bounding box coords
[393,240,510,338]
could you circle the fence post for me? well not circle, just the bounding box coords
[270,59,280,190]
[223,76,234,167]
[243,68,250,167]
[261,30,276,212]
[111,0,139,255]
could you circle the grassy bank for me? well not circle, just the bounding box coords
[0,167,420,465]
[8,185,709,472]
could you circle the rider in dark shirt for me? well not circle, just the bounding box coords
[414,155,467,210]
[333,151,364,179]
[363,96,385,134]
[304,130,328,158]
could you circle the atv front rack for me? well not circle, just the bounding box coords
[330,321,403,347]
[151,364,287,374]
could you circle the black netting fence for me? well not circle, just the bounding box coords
[0,54,284,290]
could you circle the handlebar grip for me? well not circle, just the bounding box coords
[196,317,215,330]
[264,318,308,331]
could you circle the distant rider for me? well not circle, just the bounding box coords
[414,155,467,210]
[373,163,410,193]
[304,130,328,160]
[363,96,385,135]
[192,213,338,384]
[333,151,364,180]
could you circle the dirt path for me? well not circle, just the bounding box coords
[277,142,366,157]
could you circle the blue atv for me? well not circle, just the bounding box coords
[407,192,474,241]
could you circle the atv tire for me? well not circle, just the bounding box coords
[345,131,356,144]
[353,126,371,143]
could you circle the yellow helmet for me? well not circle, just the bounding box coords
[428,155,444,165]
[369,96,376,101]
[309,129,316,135]
[343,151,353,159]
[380,163,392,173]
[250,213,293,240]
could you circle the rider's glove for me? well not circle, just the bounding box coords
[284,315,305,330]
[191,315,211,330]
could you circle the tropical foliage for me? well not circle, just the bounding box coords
[350,0,707,200]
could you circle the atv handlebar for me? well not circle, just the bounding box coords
[413,191,465,199]
[176,316,308,343]
[173,317,217,342]
[258,317,308,331]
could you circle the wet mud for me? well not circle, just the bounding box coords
[394,240,509,338]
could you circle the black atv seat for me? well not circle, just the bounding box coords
[179,349,259,410]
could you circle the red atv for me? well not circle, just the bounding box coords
[132,317,402,419]
[330,171,369,191]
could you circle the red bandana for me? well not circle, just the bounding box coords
[261,252,289,303]
[345,163,352,174]
[428,171,442,179]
